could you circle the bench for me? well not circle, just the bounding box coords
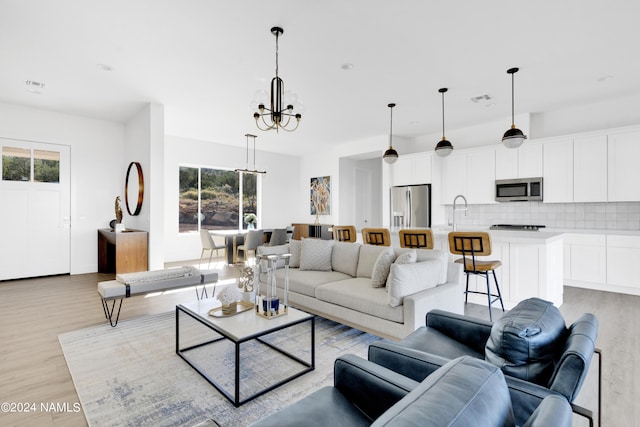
[98,266,219,326]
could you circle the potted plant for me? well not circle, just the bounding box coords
[244,213,257,229]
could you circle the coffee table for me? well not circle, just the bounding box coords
[176,299,315,407]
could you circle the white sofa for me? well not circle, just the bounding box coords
[256,239,463,340]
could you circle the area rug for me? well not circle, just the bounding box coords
[59,311,386,427]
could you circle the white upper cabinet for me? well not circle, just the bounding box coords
[543,138,573,203]
[467,148,496,204]
[608,130,640,202]
[495,143,543,180]
[442,148,495,204]
[573,135,608,202]
[391,153,432,186]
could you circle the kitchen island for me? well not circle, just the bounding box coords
[391,227,565,310]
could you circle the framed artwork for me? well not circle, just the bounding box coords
[310,176,331,215]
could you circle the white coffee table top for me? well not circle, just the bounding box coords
[178,299,313,342]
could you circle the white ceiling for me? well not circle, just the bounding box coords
[1,0,639,156]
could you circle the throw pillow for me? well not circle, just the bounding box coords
[388,260,441,307]
[300,238,334,271]
[356,245,389,278]
[394,250,417,265]
[331,241,361,277]
[288,239,302,268]
[371,248,397,288]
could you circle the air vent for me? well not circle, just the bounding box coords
[25,80,46,93]
[470,94,492,103]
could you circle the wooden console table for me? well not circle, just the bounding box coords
[98,229,148,274]
[291,223,333,240]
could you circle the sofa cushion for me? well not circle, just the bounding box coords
[275,268,352,298]
[371,356,515,427]
[371,248,397,288]
[331,241,361,277]
[394,250,417,265]
[387,260,441,307]
[300,238,334,271]
[356,245,389,278]
[394,248,448,285]
[485,297,567,387]
[315,278,404,323]
[289,239,302,268]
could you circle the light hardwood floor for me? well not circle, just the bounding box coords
[0,261,634,426]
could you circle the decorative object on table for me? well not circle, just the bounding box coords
[252,26,302,133]
[238,265,256,302]
[502,67,527,149]
[310,176,331,224]
[255,253,290,319]
[114,196,125,232]
[244,213,257,229]
[434,88,454,157]
[125,161,144,215]
[234,134,267,175]
[216,286,242,315]
[208,300,254,318]
[383,103,399,164]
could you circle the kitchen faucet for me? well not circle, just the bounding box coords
[452,194,468,231]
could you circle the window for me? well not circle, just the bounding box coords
[2,146,60,183]
[179,166,259,233]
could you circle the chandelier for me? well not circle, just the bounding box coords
[253,27,302,132]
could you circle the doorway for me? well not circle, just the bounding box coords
[0,138,71,280]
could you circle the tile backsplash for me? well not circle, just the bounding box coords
[447,202,640,231]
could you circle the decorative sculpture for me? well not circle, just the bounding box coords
[115,196,123,224]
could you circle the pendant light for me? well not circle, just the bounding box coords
[502,67,527,149]
[435,88,453,157]
[383,103,399,164]
[234,134,266,174]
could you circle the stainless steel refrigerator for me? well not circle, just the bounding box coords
[390,184,431,228]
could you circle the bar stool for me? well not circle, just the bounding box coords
[361,227,391,246]
[448,231,504,320]
[332,225,357,242]
[399,229,434,249]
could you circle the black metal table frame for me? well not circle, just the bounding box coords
[175,305,315,407]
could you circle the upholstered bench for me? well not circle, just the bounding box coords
[98,266,218,326]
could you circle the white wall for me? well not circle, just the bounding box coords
[0,101,125,274]
[163,134,301,262]
[124,103,165,270]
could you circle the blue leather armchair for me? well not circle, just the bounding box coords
[368,298,600,426]
[251,354,572,427]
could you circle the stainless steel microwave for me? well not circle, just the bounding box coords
[495,178,543,202]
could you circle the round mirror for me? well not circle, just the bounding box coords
[125,161,144,216]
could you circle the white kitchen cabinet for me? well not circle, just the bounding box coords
[441,150,467,204]
[467,149,495,204]
[543,138,573,203]
[391,153,432,186]
[564,233,607,286]
[606,235,640,291]
[608,131,640,202]
[442,149,494,205]
[573,135,608,202]
[495,143,543,180]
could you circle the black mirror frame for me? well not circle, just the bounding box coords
[125,161,144,216]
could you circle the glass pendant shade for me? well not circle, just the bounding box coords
[435,139,453,157]
[502,67,526,149]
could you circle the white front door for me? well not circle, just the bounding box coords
[0,138,71,280]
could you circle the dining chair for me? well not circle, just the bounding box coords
[236,229,264,264]
[332,225,357,242]
[200,230,226,268]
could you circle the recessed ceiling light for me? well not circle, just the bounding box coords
[597,75,613,83]
[409,121,421,125]
[25,80,45,94]
[97,63,113,71]
[340,63,354,71]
